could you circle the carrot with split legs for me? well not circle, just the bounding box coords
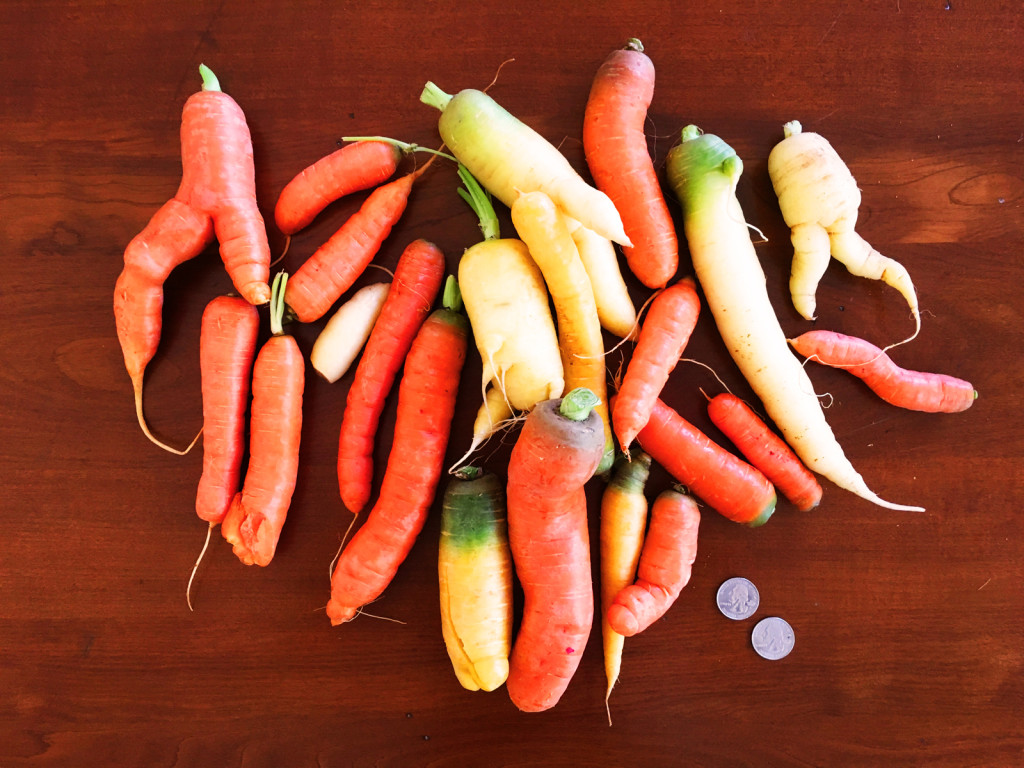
[336,239,446,516]
[583,38,678,289]
[327,277,468,623]
[221,273,304,567]
[790,330,977,413]
[613,276,701,453]
[607,487,700,637]
[707,393,823,512]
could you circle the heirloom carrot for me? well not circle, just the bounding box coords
[221,273,304,567]
[327,278,468,624]
[790,330,977,413]
[336,239,446,515]
[505,388,606,713]
[583,38,678,289]
[707,392,823,512]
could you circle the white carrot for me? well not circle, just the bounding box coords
[310,282,389,383]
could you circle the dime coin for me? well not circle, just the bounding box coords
[751,617,795,660]
[716,577,759,620]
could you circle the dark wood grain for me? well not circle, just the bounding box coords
[2,1,1022,766]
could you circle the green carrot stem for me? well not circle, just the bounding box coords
[443,275,463,313]
[420,81,453,112]
[199,64,221,92]
[454,465,482,481]
[270,272,288,336]
[457,164,500,241]
[341,135,458,163]
[560,387,600,421]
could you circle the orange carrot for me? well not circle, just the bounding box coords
[177,65,271,306]
[607,487,700,637]
[195,295,260,524]
[221,273,304,566]
[612,276,701,452]
[583,38,678,289]
[274,140,404,235]
[790,330,978,413]
[505,388,606,713]
[707,393,823,512]
[114,199,214,452]
[631,396,777,526]
[327,277,468,623]
[336,239,446,515]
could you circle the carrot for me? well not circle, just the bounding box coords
[583,38,678,289]
[114,198,214,452]
[607,487,700,637]
[221,273,304,567]
[195,295,261,524]
[327,277,468,624]
[612,276,701,453]
[505,388,606,713]
[790,330,978,413]
[336,239,446,516]
[599,451,652,713]
[707,392,823,512]
[178,65,271,306]
[274,140,404,235]
[631,396,777,526]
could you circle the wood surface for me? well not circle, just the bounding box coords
[2,1,1022,766]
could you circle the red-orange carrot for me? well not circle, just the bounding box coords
[195,295,260,524]
[177,65,271,306]
[274,140,404,235]
[114,198,214,453]
[707,393,823,512]
[612,276,701,452]
[583,38,678,289]
[505,389,606,713]
[632,396,777,526]
[336,239,446,515]
[607,487,700,637]
[327,278,468,623]
[221,273,304,566]
[790,330,978,413]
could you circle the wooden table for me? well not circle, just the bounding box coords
[3,2,1022,765]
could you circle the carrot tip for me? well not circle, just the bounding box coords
[745,496,777,528]
[132,377,198,455]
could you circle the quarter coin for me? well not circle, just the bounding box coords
[751,616,795,660]
[716,577,760,620]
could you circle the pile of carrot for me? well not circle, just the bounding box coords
[117,44,976,719]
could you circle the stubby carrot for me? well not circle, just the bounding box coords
[632,396,777,527]
[707,393,823,512]
[607,487,700,637]
[583,38,678,289]
[505,388,606,713]
[790,330,977,413]
[336,239,446,515]
[613,276,701,453]
[327,278,468,624]
[221,273,304,567]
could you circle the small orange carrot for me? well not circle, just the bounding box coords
[327,277,468,624]
[613,276,701,452]
[221,273,304,567]
[632,396,777,526]
[336,239,446,515]
[607,487,700,637]
[274,140,404,235]
[583,39,678,289]
[790,330,978,413]
[707,393,823,512]
[195,295,260,524]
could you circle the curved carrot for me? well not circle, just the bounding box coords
[631,396,777,526]
[221,273,304,566]
[790,330,977,413]
[607,487,700,637]
[195,295,260,524]
[707,393,823,512]
[613,276,701,452]
[274,140,404,235]
[583,39,678,289]
[327,278,468,623]
[506,389,606,713]
[177,65,271,306]
[336,239,446,515]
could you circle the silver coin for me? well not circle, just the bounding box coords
[716,577,760,620]
[751,617,795,660]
